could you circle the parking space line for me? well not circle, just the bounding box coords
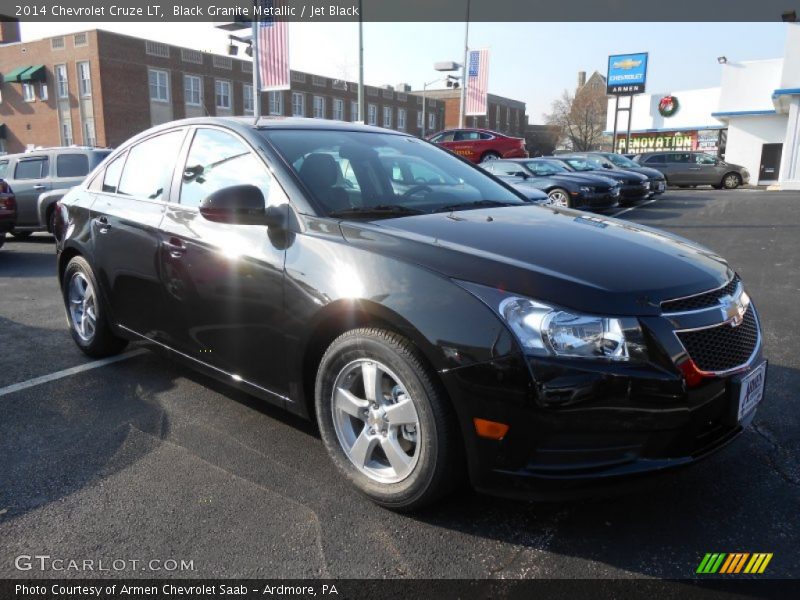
[0,348,147,399]
[612,198,658,218]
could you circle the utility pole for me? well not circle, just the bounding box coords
[358,0,364,122]
[251,20,261,121]
[459,0,471,128]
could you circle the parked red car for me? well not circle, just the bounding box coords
[427,128,527,164]
[0,179,16,250]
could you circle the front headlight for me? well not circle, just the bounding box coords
[499,297,629,360]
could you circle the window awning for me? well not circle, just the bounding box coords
[19,65,46,82]
[2,65,46,83]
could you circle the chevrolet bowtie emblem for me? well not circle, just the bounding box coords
[721,293,747,326]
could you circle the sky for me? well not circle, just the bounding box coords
[21,21,790,122]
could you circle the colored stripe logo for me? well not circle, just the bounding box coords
[697,553,773,574]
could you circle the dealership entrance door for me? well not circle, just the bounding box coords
[759,143,783,182]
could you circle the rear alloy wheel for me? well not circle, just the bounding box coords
[722,173,742,189]
[547,188,572,208]
[315,328,462,510]
[0,232,5,249]
[62,256,128,358]
[480,151,501,163]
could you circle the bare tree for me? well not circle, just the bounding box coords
[546,86,608,151]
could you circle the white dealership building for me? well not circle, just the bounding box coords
[606,23,800,190]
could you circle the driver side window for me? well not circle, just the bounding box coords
[180,128,271,208]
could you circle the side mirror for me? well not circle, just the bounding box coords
[199,185,283,227]
[515,171,529,179]
[603,164,614,169]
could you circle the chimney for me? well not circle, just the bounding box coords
[577,71,587,88]
[396,83,411,92]
[0,18,21,45]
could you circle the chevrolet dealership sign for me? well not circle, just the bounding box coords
[607,52,648,95]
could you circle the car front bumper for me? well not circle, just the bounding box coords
[573,189,620,210]
[440,346,764,500]
[620,182,651,203]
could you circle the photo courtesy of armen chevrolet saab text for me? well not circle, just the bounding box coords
[54,116,766,511]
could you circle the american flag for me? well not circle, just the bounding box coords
[256,0,290,91]
[465,49,489,116]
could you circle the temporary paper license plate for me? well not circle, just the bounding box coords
[737,362,766,422]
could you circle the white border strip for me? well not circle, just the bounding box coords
[0,349,147,398]
[612,198,658,218]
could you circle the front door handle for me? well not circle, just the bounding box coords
[93,216,111,233]
[163,237,186,258]
[33,184,47,190]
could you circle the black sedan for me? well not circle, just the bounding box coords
[548,155,651,205]
[570,152,667,196]
[482,158,620,210]
[55,117,766,510]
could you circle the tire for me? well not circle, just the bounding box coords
[62,256,128,358]
[0,232,5,250]
[547,187,573,208]
[722,172,742,190]
[47,207,56,234]
[480,151,501,163]
[11,231,32,239]
[315,328,462,511]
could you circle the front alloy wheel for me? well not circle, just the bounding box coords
[67,272,97,343]
[723,173,742,189]
[547,188,571,207]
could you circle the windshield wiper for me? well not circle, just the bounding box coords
[328,204,425,219]
[435,200,517,213]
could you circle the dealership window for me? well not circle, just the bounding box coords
[367,104,377,125]
[14,157,49,179]
[382,106,392,128]
[243,84,254,115]
[269,91,283,115]
[292,92,304,116]
[180,128,272,208]
[397,108,406,131]
[148,69,169,102]
[350,100,358,121]
[184,75,202,106]
[83,118,97,146]
[39,82,48,101]
[117,130,185,201]
[428,112,436,131]
[215,80,231,110]
[61,120,74,146]
[313,95,326,119]
[55,64,68,98]
[77,61,92,97]
[22,83,35,102]
[333,98,344,121]
[57,154,90,177]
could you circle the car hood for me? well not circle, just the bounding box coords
[547,173,617,187]
[582,169,647,183]
[339,206,732,316]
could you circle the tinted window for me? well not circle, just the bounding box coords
[56,154,90,177]
[431,132,455,143]
[102,153,127,194]
[493,162,525,176]
[0,160,8,178]
[180,128,270,208]
[479,132,493,140]
[644,155,666,165]
[667,153,691,164]
[454,131,481,141]
[117,130,185,201]
[14,157,49,180]
[695,154,716,165]
[523,161,558,176]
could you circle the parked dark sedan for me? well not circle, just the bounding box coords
[570,152,667,196]
[56,118,766,510]
[548,156,651,205]
[0,178,16,249]
[482,158,620,210]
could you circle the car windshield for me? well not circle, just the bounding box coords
[521,161,560,176]
[605,154,639,168]
[532,160,571,173]
[263,129,525,217]
[562,157,603,171]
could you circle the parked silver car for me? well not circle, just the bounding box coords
[0,147,111,237]
[633,151,749,189]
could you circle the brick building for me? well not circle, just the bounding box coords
[0,25,445,154]
[410,87,527,137]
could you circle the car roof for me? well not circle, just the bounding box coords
[436,127,505,136]
[0,147,110,160]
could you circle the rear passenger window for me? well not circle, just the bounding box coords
[102,153,126,194]
[0,160,8,178]
[645,155,665,165]
[56,154,90,177]
[117,130,185,201]
[14,157,49,179]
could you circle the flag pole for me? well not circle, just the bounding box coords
[357,0,364,122]
[252,18,261,123]
[459,0,470,128]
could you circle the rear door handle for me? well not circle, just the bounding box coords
[93,216,111,233]
[163,237,186,258]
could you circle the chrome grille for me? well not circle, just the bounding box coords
[676,305,759,372]
[662,276,740,313]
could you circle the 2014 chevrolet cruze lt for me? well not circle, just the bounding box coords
[55,118,766,510]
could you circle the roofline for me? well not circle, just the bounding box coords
[710,109,777,118]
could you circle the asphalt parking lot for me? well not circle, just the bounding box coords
[1,189,798,579]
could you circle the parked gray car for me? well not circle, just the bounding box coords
[0,147,111,237]
[633,151,749,189]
